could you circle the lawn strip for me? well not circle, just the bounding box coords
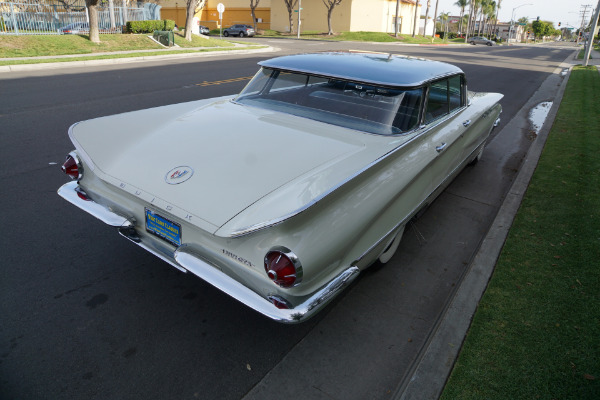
[440,66,600,399]
[0,46,266,66]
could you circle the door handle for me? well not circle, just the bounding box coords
[436,142,447,153]
[463,119,472,127]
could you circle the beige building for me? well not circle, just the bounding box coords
[495,22,526,42]
[271,0,420,35]
[158,0,420,35]
[159,0,270,30]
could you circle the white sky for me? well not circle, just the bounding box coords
[426,0,598,29]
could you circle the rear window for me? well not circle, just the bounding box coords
[235,68,424,135]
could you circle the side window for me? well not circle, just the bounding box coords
[449,75,463,111]
[425,75,464,123]
[425,79,449,123]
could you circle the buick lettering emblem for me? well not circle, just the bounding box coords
[165,166,194,184]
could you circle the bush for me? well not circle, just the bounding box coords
[126,19,175,34]
[164,19,175,31]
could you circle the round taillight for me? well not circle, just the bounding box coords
[61,152,82,181]
[264,247,302,288]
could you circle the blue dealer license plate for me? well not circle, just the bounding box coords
[145,209,181,246]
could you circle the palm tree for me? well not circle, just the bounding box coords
[455,0,468,35]
[433,0,440,37]
[424,1,431,36]
[478,0,488,36]
[493,0,502,38]
[482,1,496,37]
[440,12,450,40]
[412,0,420,37]
[465,0,478,41]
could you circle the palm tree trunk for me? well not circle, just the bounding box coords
[424,1,430,37]
[465,1,473,42]
[412,0,419,37]
[395,0,401,37]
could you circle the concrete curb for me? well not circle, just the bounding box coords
[0,45,276,73]
[393,51,577,400]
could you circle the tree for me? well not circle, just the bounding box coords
[424,1,431,36]
[455,0,467,34]
[394,0,401,37]
[482,0,496,36]
[464,0,474,42]
[493,0,502,38]
[531,20,554,40]
[283,0,299,33]
[250,0,261,32]
[439,11,450,40]
[433,0,439,36]
[412,0,420,37]
[85,0,100,43]
[322,0,343,35]
[184,0,206,41]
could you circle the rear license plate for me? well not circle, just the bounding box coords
[145,208,181,246]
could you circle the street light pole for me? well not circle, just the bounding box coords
[509,3,532,43]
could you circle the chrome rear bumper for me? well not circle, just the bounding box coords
[58,181,360,323]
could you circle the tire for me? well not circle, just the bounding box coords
[378,226,405,264]
[469,145,485,166]
[223,31,229,37]
[487,42,492,46]
[470,41,475,45]
[239,31,245,37]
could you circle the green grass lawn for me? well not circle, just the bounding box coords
[0,30,458,66]
[441,65,600,399]
[258,30,449,44]
[0,33,234,58]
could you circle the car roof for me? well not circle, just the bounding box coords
[258,52,463,88]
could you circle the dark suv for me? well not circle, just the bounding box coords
[223,24,255,37]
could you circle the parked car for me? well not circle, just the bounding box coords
[199,25,210,35]
[59,22,89,34]
[469,36,495,46]
[58,52,502,323]
[222,24,255,37]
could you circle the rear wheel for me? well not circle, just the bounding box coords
[469,145,485,166]
[239,31,245,37]
[379,227,405,264]
[487,42,492,46]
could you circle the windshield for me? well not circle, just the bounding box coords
[235,68,423,135]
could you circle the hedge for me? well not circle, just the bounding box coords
[126,19,175,34]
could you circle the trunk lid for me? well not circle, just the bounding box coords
[71,99,401,235]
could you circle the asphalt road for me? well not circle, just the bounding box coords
[0,40,575,400]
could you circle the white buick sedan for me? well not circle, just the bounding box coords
[58,52,502,323]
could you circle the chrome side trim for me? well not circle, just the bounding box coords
[58,181,133,227]
[57,181,360,323]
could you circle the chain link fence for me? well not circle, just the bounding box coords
[0,0,161,35]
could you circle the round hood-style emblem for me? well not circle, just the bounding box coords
[165,166,194,184]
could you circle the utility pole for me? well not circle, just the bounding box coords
[578,4,592,44]
[584,0,600,66]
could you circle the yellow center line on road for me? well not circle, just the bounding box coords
[196,76,254,86]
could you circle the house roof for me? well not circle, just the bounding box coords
[258,52,463,87]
